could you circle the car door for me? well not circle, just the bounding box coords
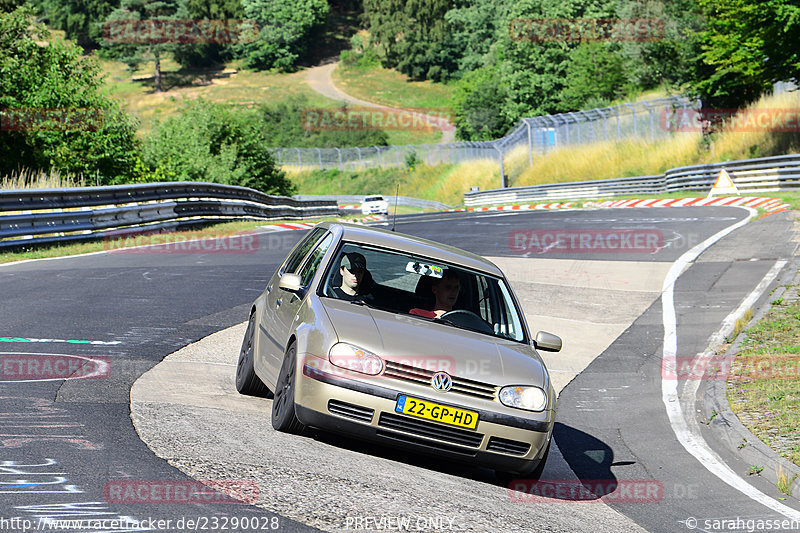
[266,231,334,379]
[259,228,326,381]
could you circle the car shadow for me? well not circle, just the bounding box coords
[544,421,622,501]
[304,428,500,484]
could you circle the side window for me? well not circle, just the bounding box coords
[298,233,334,287]
[281,228,325,275]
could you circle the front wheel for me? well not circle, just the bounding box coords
[235,312,271,397]
[271,342,305,434]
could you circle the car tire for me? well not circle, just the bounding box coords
[271,341,305,434]
[235,312,271,397]
[495,440,550,485]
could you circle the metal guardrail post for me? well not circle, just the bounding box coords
[526,120,533,166]
[495,145,505,187]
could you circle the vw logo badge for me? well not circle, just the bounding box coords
[431,372,453,392]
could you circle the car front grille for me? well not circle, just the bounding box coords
[327,400,374,423]
[486,436,531,456]
[382,360,497,401]
[377,412,484,449]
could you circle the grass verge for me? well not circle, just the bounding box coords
[332,62,455,114]
[727,292,800,468]
[101,58,343,137]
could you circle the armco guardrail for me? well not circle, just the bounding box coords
[0,182,338,249]
[293,194,453,211]
[464,154,800,206]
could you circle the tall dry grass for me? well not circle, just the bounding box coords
[1,169,89,190]
[703,90,800,162]
[502,88,800,189]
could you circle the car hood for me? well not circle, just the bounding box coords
[320,298,546,387]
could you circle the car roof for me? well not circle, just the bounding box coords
[317,222,503,276]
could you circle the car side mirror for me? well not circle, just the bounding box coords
[278,273,302,293]
[534,331,562,352]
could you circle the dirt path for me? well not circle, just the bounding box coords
[304,62,456,144]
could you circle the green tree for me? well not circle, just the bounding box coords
[443,0,509,76]
[142,99,293,194]
[238,0,328,71]
[1,0,27,12]
[452,66,512,140]
[616,0,703,91]
[101,0,185,92]
[558,42,627,110]
[171,0,245,67]
[0,7,139,181]
[691,0,800,109]
[33,0,118,49]
[362,0,457,81]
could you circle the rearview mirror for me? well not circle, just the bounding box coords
[278,273,302,293]
[534,331,562,352]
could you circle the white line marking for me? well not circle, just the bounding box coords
[660,207,800,520]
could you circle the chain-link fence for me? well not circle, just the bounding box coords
[273,95,698,174]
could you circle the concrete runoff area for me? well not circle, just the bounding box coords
[131,257,672,532]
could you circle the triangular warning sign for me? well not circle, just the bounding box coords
[707,169,739,197]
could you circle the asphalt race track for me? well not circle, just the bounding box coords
[1,206,798,533]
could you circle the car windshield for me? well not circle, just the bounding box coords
[319,243,527,342]
[364,196,384,202]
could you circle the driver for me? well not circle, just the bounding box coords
[332,252,369,301]
[410,269,460,318]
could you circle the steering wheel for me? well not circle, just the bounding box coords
[439,309,494,335]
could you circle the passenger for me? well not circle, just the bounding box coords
[332,252,369,301]
[410,269,460,318]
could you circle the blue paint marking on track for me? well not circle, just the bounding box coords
[0,483,40,490]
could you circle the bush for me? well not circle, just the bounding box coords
[142,99,293,195]
[0,7,139,183]
[452,66,512,141]
[260,97,390,148]
[340,34,381,69]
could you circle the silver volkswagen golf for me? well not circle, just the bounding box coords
[236,222,561,477]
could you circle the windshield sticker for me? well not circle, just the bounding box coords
[406,261,443,278]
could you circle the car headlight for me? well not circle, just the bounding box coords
[498,385,547,412]
[329,343,384,376]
